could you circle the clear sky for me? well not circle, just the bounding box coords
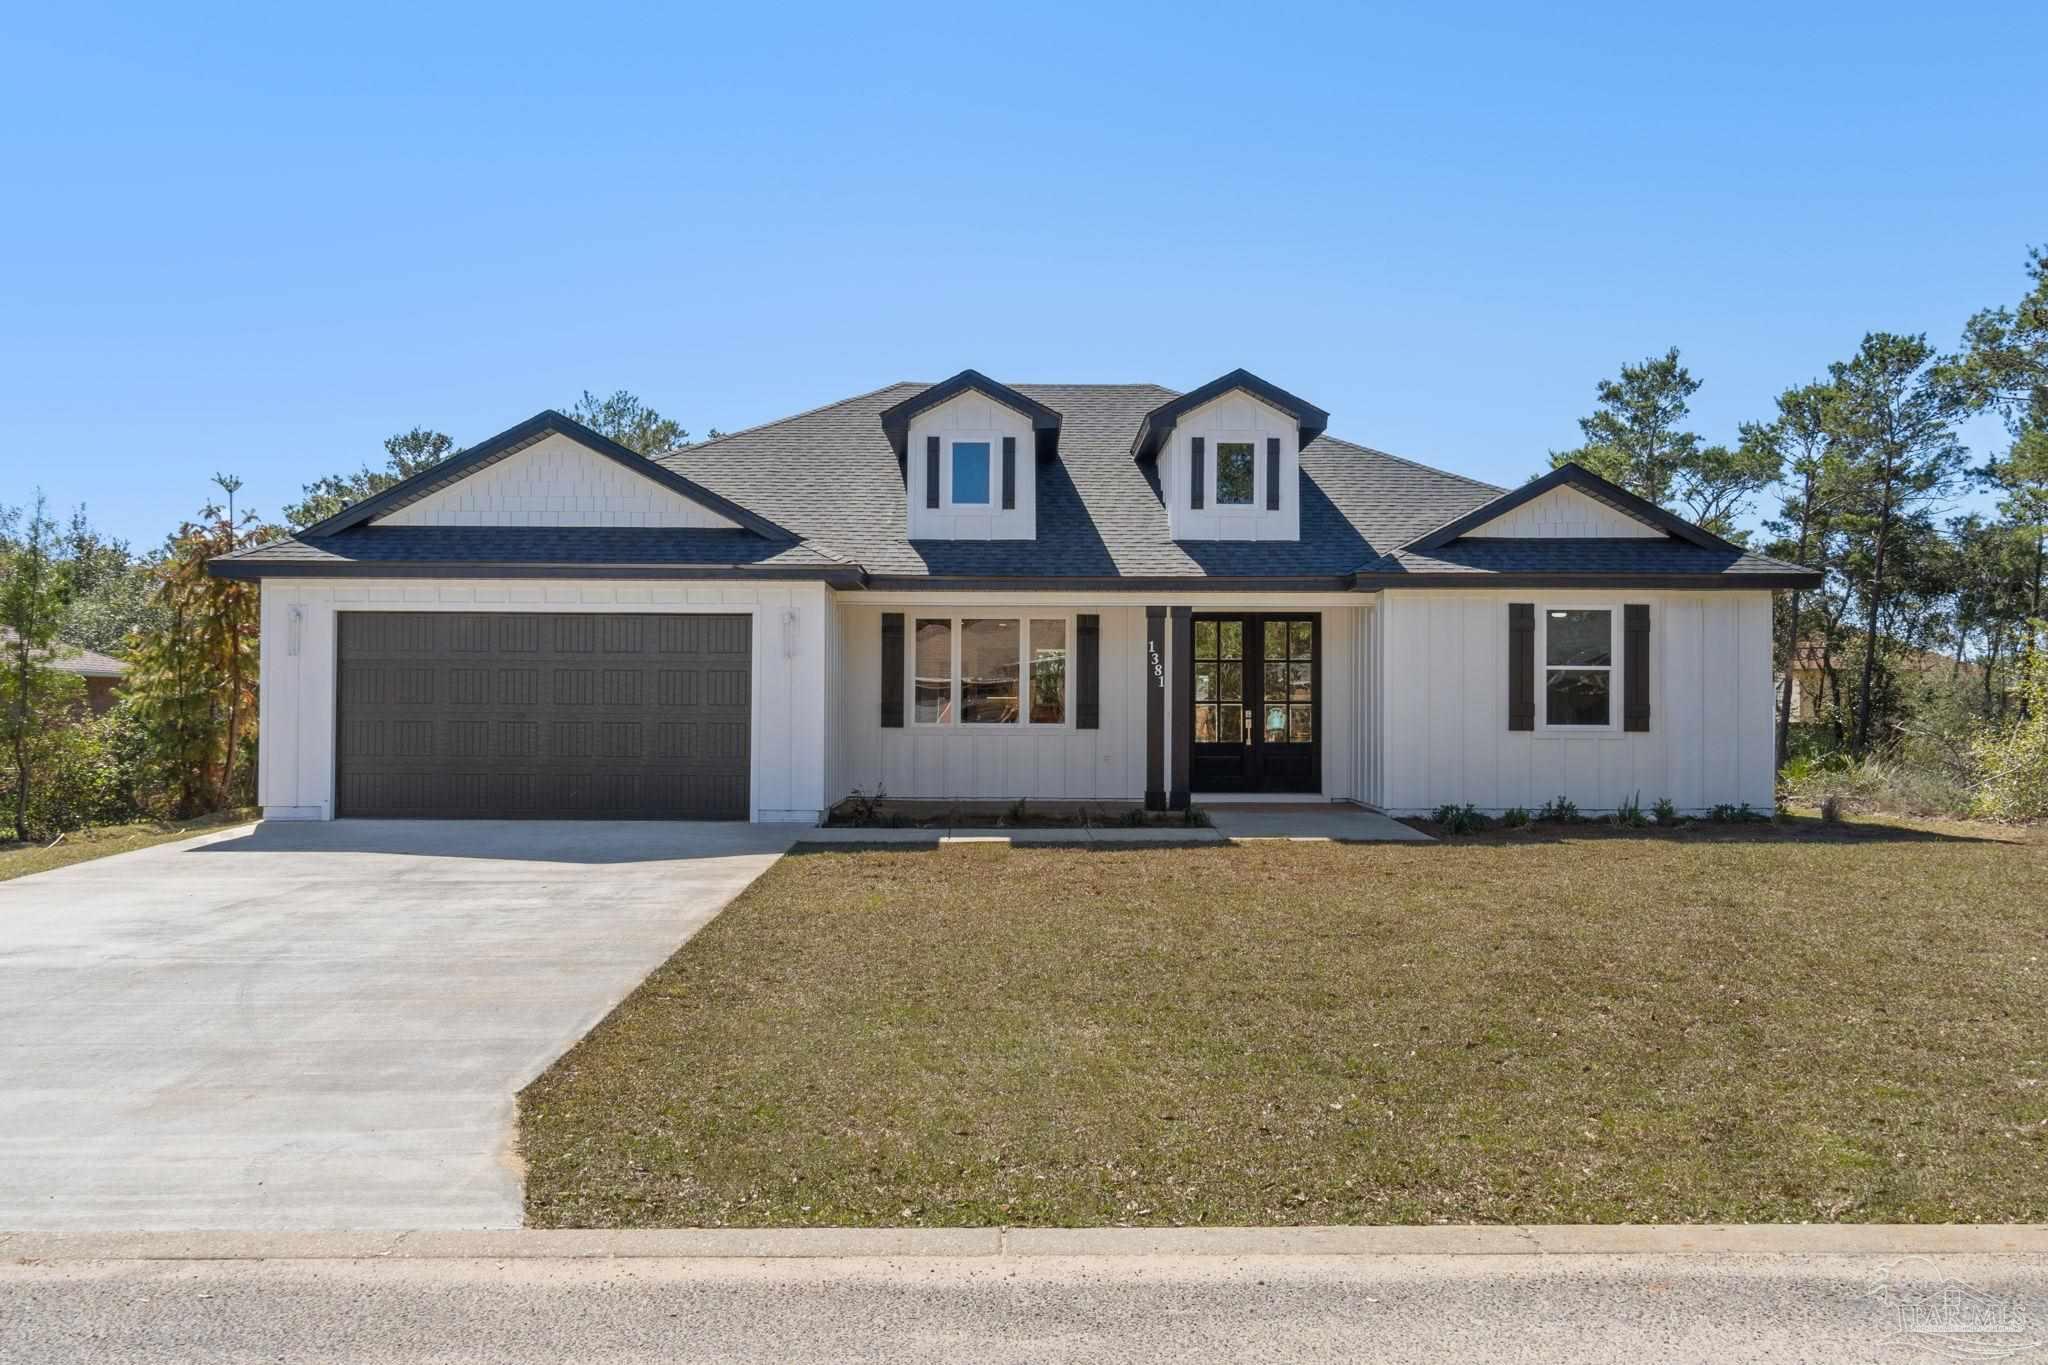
[3,1,2041,547]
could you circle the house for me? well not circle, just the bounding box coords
[1,630,128,715]
[209,370,1819,822]
[1779,638,1978,723]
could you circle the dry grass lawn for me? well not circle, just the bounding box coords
[520,817,2048,1228]
[0,810,255,884]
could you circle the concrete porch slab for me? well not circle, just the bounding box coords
[1204,804,1434,842]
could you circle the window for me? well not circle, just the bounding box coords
[1190,618,1246,743]
[960,619,1020,723]
[914,619,952,723]
[951,441,990,505]
[1029,618,1067,724]
[1542,607,1613,728]
[1216,441,1254,505]
[1262,619,1315,743]
[907,615,1070,727]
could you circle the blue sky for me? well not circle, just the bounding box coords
[3,1,2041,547]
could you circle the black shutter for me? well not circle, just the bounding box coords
[1076,614,1100,729]
[1190,437,1205,510]
[880,612,905,727]
[924,436,940,509]
[1508,603,1535,731]
[1623,604,1651,732]
[1001,436,1016,510]
[1266,437,1281,510]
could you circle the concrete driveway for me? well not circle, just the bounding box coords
[0,820,791,1231]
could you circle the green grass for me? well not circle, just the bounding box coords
[520,816,2048,1228]
[0,810,256,883]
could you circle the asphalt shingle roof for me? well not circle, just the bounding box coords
[217,381,1821,588]
[656,382,1508,579]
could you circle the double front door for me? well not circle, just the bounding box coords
[1187,613,1320,794]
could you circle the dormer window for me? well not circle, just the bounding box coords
[1216,442,1255,506]
[951,441,991,506]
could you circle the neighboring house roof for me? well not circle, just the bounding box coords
[0,629,128,678]
[212,380,1824,591]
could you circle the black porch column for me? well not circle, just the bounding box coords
[1169,606,1191,810]
[1144,606,1166,811]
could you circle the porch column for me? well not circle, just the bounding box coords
[1144,606,1166,811]
[1169,606,1192,810]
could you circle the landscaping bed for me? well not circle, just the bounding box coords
[521,817,2047,1228]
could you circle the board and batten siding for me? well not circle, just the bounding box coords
[255,577,832,822]
[376,433,739,528]
[1372,588,1776,815]
[833,602,1146,801]
[1461,485,1663,539]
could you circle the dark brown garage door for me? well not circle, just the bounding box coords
[335,612,750,819]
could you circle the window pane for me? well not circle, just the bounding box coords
[1545,668,1611,726]
[1029,618,1066,724]
[1193,620,1217,658]
[1220,704,1244,743]
[1218,661,1242,701]
[1290,621,1313,658]
[959,618,1019,723]
[1263,661,1288,701]
[1546,609,1611,666]
[1216,442,1254,505]
[1219,621,1243,658]
[914,619,952,723]
[1194,662,1216,702]
[1264,705,1288,742]
[1194,704,1218,742]
[1264,620,1287,657]
[951,442,990,505]
[1289,661,1313,700]
[1289,705,1314,742]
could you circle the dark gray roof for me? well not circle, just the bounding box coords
[213,381,1820,590]
[658,382,1507,580]
[211,527,854,581]
[1361,539,1817,587]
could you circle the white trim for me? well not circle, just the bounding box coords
[1535,602,1620,734]
[905,612,1076,732]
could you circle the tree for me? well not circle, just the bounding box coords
[283,427,458,530]
[568,390,689,456]
[57,505,163,655]
[1826,333,1969,754]
[1940,246,2048,698]
[1757,382,1851,764]
[0,496,79,840]
[125,479,277,815]
[1549,346,1776,535]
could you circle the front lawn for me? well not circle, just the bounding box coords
[0,810,256,884]
[520,818,2048,1227]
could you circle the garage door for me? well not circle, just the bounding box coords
[335,612,751,819]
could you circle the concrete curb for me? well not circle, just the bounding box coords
[8,1225,2048,1262]
[794,827,1224,846]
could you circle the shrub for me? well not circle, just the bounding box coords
[1430,802,1489,835]
[1970,630,2048,823]
[1710,802,1767,824]
[1652,796,1679,827]
[1613,791,1648,829]
[1536,795,1580,824]
[1501,805,1530,829]
[836,784,887,827]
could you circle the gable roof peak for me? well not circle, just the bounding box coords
[1130,369,1330,461]
[876,370,1064,462]
[299,409,795,542]
[1399,461,1740,554]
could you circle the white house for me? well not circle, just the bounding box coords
[212,370,1813,822]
